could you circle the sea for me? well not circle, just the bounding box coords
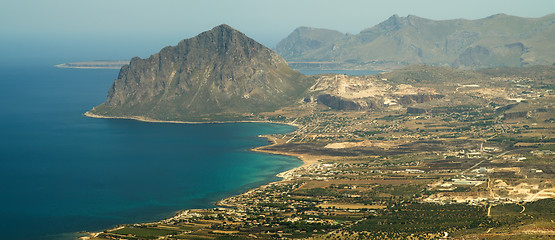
[0,63,380,240]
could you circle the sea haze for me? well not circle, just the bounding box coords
[0,65,300,240]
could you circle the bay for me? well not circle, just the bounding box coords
[0,65,300,239]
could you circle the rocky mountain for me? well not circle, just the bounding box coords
[276,14,555,70]
[274,27,345,60]
[87,24,313,121]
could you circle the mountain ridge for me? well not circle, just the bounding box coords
[276,13,555,70]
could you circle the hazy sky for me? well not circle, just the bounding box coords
[1,0,554,63]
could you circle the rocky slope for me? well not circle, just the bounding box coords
[276,14,555,69]
[274,27,345,60]
[88,25,313,121]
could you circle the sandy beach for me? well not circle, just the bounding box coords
[84,111,298,126]
[251,136,322,169]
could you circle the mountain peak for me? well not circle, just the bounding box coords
[191,24,249,44]
[376,14,408,31]
[388,14,401,20]
[199,24,247,40]
[210,24,239,33]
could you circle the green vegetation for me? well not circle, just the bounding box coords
[112,227,179,239]
[352,204,488,235]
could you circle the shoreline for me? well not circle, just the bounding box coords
[55,64,123,70]
[81,111,315,239]
[250,135,321,169]
[55,60,129,70]
[83,111,300,127]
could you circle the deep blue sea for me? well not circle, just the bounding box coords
[0,64,302,240]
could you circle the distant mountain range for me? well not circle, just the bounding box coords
[276,13,555,70]
[87,25,313,122]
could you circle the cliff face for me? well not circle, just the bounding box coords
[89,25,313,121]
[276,14,555,69]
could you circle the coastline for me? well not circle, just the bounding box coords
[251,135,321,169]
[55,64,123,70]
[55,61,130,70]
[81,111,314,239]
[84,111,300,127]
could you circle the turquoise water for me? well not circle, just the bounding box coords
[0,65,301,239]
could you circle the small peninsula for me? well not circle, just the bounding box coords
[86,24,313,122]
[55,60,130,69]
